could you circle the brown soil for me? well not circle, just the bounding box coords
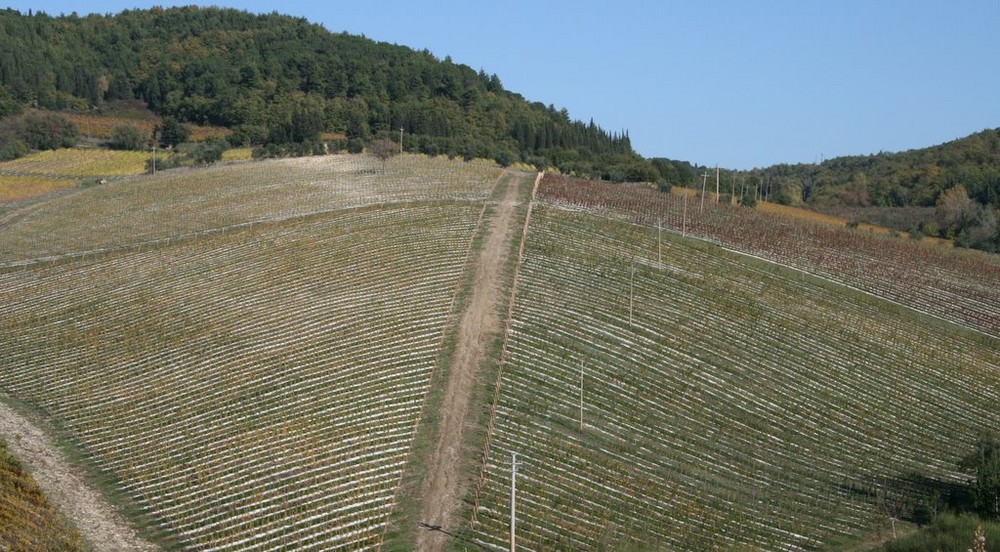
[0,400,157,551]
[414,172,534,551]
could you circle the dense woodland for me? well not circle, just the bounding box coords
[0,6,664,180]
[742,128,1000,251]
[0,6,997,251]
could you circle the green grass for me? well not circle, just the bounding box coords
[880,513,1000,552]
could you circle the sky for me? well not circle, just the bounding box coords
[5,0,1000,169]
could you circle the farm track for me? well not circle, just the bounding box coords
[0,399,157,551]
[415,171,537,551]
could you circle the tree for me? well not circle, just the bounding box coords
[155,117,191,148]
[369,138,398,172]
[936,185,976,236]
[108,124,146,150]
[960,434,1000,520]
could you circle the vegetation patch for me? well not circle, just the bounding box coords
[0,437,84,551]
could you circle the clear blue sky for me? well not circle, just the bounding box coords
[5,0,1000,169]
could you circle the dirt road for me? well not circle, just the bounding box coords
[414,172,535,551]
[0,400,157,551]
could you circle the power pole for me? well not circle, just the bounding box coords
[629,262,635,327]
[399,127,404,155]
[579,361,584,432]
[700,171,709,213]
[715,165,720,204]
[510,452,518,552]
[730,171,736,204]
[657,219,662,264]
[682,192,688,236]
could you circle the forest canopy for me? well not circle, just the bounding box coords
[0,6,657,179]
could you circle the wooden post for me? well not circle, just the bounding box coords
[682,192,688,236]
[715,165,720,204]
[579,362,584,432]
[629,262,635,327]
[657,219,661,264]
[510,452,517,552]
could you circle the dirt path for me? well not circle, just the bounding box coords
[415,172,534,551]
[0,400,157,551]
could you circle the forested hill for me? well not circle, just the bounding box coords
[745,128,1000,251]
[0,6,651,178]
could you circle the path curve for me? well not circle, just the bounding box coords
[0,400,158,551]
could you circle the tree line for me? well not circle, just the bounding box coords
[735,129,1000,251]
[0,6,675,181]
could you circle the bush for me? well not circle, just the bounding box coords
[190,138,228,165]
[657,180,673,194]
[19,112,78,150]
[108,124,147,150]
[882,513,1000,552]
[740,193,758,208]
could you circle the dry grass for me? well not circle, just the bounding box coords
[0,438,84,551]
[0,148,149,177]
[64,111,230,141]
[0,176,76,202]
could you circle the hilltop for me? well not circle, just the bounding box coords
[1,153,998,550]
[0,6,648,179]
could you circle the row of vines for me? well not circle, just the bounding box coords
[0,154,500,264]
[1,202,483,550]
[539,175,1000,337]
[468,207,999,550]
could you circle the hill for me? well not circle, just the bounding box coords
[740,128,1000,252]
[0,6,646,178]
[1,154,998,550]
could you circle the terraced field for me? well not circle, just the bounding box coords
[1,155,997,551]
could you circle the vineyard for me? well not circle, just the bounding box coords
[1,155,998,550]
[539,175,1000,337]
[468,207,1000,550]
[0,154,500,264]
[0,202,488,550]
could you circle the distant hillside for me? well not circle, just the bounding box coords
[0,6,653,178]
[742,128,1000,251]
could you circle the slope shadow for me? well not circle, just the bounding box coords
[837,471,975,525]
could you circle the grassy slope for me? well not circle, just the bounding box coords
[0,438,84,551]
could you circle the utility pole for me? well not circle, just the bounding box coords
[657,219,662,264]
[700,171,709,213]
[682,192,688,236]
[510,452,518,552]
[579,361,584,432]
[730,171,736,204]
[629,262,635,327]
[399,127,404,155]
[715,165,720,204]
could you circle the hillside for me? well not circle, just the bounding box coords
[0,6,645,178]
[1,154,998,550]
[741,128,1000,252]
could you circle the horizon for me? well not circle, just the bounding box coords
[3,1,999,169]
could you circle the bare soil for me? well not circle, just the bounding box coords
[414,172,533,551]
[0,400,157,551]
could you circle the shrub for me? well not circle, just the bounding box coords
[108,124,147,151]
